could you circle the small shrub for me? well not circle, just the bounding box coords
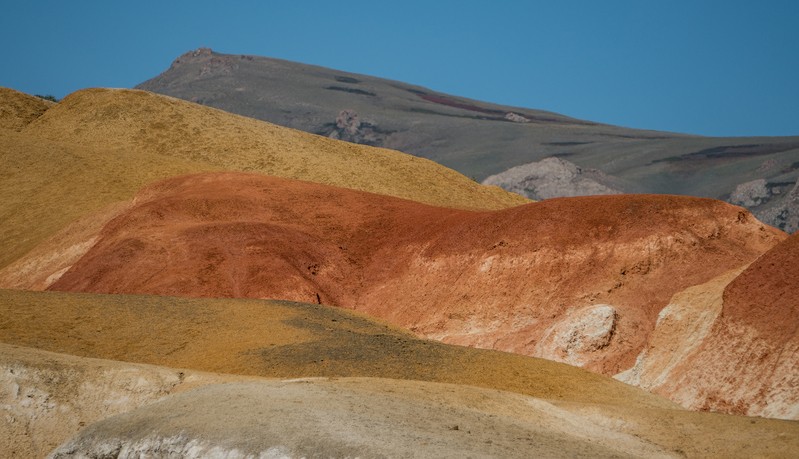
[35,94,59,103]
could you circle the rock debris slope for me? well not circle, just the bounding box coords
[30,172,787,414]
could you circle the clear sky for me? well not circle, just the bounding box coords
[1,1,797,137]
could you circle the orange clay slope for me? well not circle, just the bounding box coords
[43,172,784,384]
[619,232,799,419]
[0,87,526,269]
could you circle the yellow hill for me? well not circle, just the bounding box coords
[0,87,53,131]
[0,87,527,269]
[0,289,671,410]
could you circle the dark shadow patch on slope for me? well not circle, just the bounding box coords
[325,86,376,97]
[334,76,361,84]
[653,143,799,163]
[405,88,591,125]
[543,142,594,146]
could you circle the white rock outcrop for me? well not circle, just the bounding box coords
[536,304,618,367]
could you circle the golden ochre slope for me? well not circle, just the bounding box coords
[26,88,528,208]
[0,87,53,131]
[0,87,527,269]
[0,289,673,410]
[3,293,799,458]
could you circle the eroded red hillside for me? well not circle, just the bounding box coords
[49,172,784,375]
[722,231,799,342]
[652,232,799,418]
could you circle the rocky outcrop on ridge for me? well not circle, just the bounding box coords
[482,156,626,200]
[753,181,799,234]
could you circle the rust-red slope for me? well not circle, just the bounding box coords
[662,232,799,418]
[723,232,799,343]
[49,172,784,376]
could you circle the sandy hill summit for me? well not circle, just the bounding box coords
[0,84,797,457]
[138,48,799,232]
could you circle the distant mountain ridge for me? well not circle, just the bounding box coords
[137,48,799,232]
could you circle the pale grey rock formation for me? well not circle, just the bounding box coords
[755,181,799,234]
[730,179,770,207]
[325,109,390,146]
[536,304,618,367]
[504,112,530,123]
[482,157,624,200]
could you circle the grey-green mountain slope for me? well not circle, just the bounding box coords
[137,48,799,231]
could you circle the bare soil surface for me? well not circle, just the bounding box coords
[722,232,799,344]
[46,379,679,459]
[45,172,784,381]
[616,233,799,419]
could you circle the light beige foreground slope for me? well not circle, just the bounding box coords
[49,378,675,459]
[0,344,249,458]
[3,344,797,459]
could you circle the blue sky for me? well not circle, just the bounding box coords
[1,1,797,137]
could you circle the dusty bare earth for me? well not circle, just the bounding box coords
[2,299,798,458]
[42,172,783,377]
[12,171,785,416]
[620,232,799,419]
[36,380,705,458]
[7,354,668,458]
[2,85,796,455]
